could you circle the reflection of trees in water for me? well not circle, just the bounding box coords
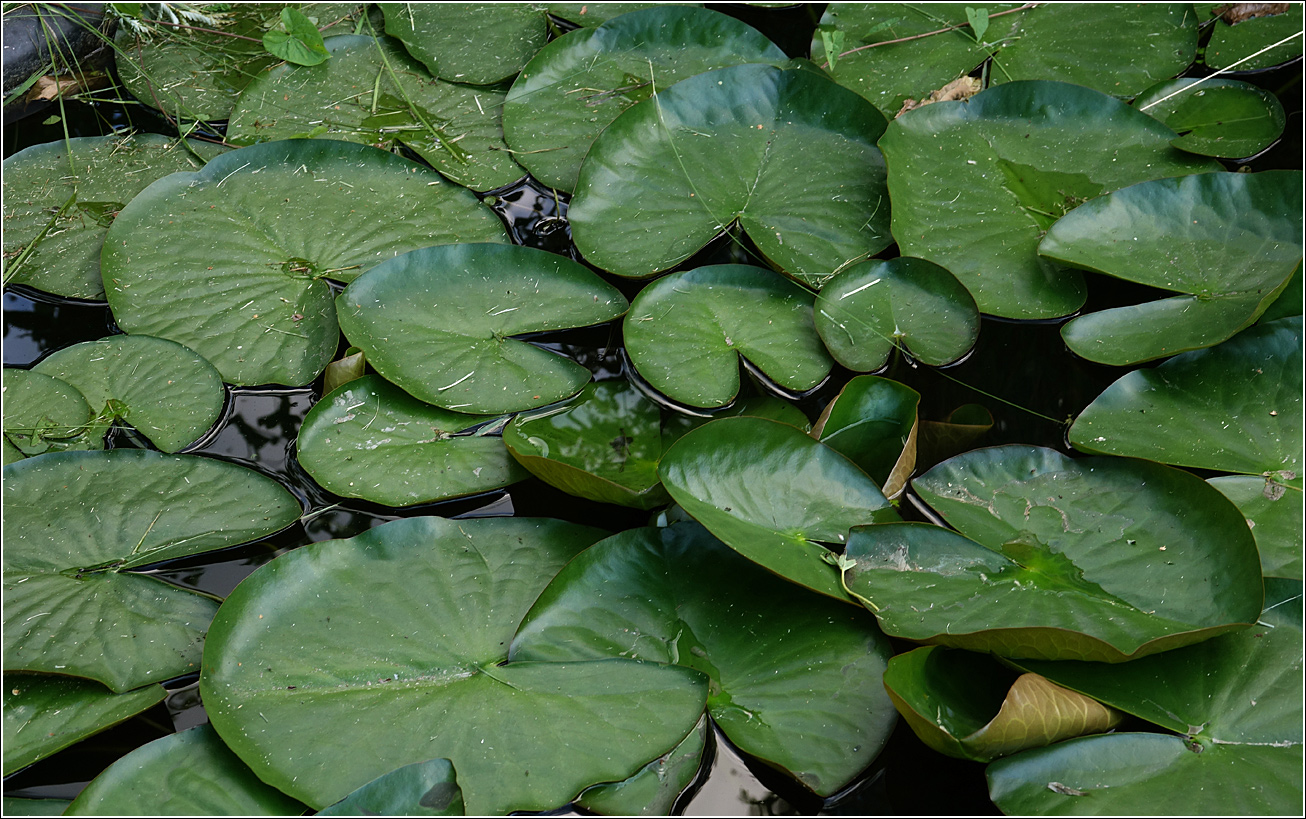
[483,177,574,256]
[193,389,314,477]
[2,289,116,367]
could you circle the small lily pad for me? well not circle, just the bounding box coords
[297,374,527,506]
[381,3,546,85]
[1136,78,1287,158]
[2,369,103,462]
[1200,1,1305,70]
[337,243,627,415]
[810,375,918,493]
[318,758,464,816]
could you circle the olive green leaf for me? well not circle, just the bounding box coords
[263,6,330,66]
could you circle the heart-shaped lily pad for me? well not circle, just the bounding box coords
[1136,78,1288,158]
[659,416,898,602]
[3,674,166,776]
[2,134,228,300]
[1199,1,1305,70]
[65,725,308,816]
[380,3,546,85]
[202,516,707,813]
[512,522,899,796]
[623,265,833,410]
[575,714,709,816]
[297,374,527,506]
[1043,171,1303,364]
[879,81,1221,319]
[3,450,301,691]
[814,257,979,371]
[1070,316,1302,474]
[1209,474,1302,579]
[318,758,464,816]
[337,243,627,415]
[32,335,225,453]
[2,369,104,463]
[503,5,786,191]
[227,34,525,191]
[569,63,892,288]
[102,139,507,387]
[811,375,919,494]
[882,646,1122,763]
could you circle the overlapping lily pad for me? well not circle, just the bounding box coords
[337,243,627,415]
[575,715,709,816]
[569,63,892,288]
[814,257,978,371]
[3,674,166,775]
[3,450,301,691]
[65,725,308,816]
[227,34,525,190]
[1209,474,1303,579]
[503,6,787,191]
[297,375,526,506]
[1199,1,1305,70]
[1136,78,1288,158]
[2,134,228,299]
[102,139,507,387]
[659,416,898,602]
[547,3,702,27]
[202,516,707,813]
[380,3,546,85]
[880,81,1221,318]
[1043,171,1303,364]
[1070,317,1303,474]
[810,375,918,493]
[512,523,898,796]
[32,335,225,452]
[318,758,464,816]
[623,266,832,409]
[2,369,103,463]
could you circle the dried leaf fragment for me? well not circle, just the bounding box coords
[1047,781,1090,796]
[1213,3,1291,25]
[896,76,983,117]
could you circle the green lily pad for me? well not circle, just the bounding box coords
[1209,474,1303,579]
[202,516,707,813]
[227,34,525,190]
[569,63,892,288]
[512,523,898,796]
[1199,1,1305,71]
[3,673,166,776]
[1069,316,1303,475]
[3,450,301,691]
[623,265,833,410]
[1136,78,1288,158]
[1,799,70,816]
[503,380,672,509]
[547,3,703,26]
[380,2,546,85]
[882,647,1122,763]
[32,335,225,453]
[102,139,507,387]
[2,369,103,462]
[814,257,979,371]
[337,243,627,415]
[575,714,709,816]
[297,374,527,506]
[811,375,918,492]
[879,80,1221,319]
[503,6,786,192]
[2,134,228,300]
[319,758,464,816]
[1043,171,1303,364]
[322,346,367,395]
[659,416,898,602]
[65,724,308,816]
[989,581,1303,814]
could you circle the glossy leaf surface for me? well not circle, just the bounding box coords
[623,266,832,409]
[318,758,465,816]
[3,450,301,690]
[1136,78,1288,158]
[503,6,786,191]
[659,416,897,602]
[337,243,627,414]
[1044,172,1302,364]
[880,81,1220,318]
[381,2,546,84]
[1070,317,1303,474]
[102,140,506,387]
[570,63,892,288]
[2,369,102,462]
[1209,474,1303,579]
[297,375,527,506]
[202,516,707,813]
[512,523,898,796]
[575,715,709,816]
[810,375,918,490]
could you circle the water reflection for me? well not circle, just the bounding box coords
[2,288,115,367]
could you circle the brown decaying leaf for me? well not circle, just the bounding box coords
[27,71,111,102]
[965,673,1125,758]
[1212,3,1291,25]
[896,76,983,118]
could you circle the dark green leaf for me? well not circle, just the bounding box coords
[810,375,918,491]
[318,758,465,816]
[576,715,709,816]
[381,3,547,84]
[1136,78,1287,158]
[1200,1,1304,70]
[1209,474,1303,579]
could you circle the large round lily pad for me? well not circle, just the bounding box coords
[1136,78,1288,159]
[380,3,546,85]
[1043,171,1303,365]
[1,134,228,300]
[3,450,301,691]
[1069,316,1302,475]
[337,243,627,415]
[297,374,527,506]
[33,335,225,453]
[512,523,898,796]
[2,369,103,463]
[503,6,786,191]
[201,516,707,814]
[102,139,507,387]
[659,416,898,602]
[569,63,892,288]
[623,266,833,409]
[227,34,525,190]
[879,80,1221,319]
